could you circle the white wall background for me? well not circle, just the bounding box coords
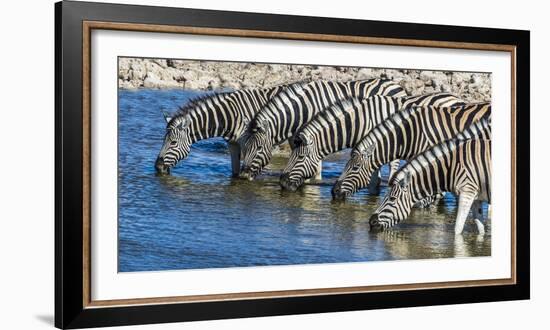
[0,0,545,329]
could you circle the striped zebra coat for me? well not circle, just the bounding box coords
[155,85,283,176]
[239,79,407,180]
[332,102,491,199]
[279,93,467,192]
[369,138,491,235]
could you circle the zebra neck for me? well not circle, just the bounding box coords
[262,82,340,145]
[370,110,429,168]
[407,141,461,203]
[262,100,308,145]
[193,88,279,143]
[187,95,242,143]
[306,98,376,158]
[316,134,355,159]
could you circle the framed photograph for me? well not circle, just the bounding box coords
[55,1,530,328]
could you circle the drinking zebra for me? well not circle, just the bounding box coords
[279,93,467,192]
[154,85,283,176]
[239,79,407,180]
[332,102,491,200]
[369,138,491,235]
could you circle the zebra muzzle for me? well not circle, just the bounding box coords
[238,167,255,180]
[279,173,299,192]
[155,157,171,175]
[368,214,385,233]
[331,182,349,201]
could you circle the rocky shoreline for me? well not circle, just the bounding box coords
[119,58,491,102]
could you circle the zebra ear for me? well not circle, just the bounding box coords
[163,111,172,123]
[176,117,190,130]
[400,170,411,188]
[297,134,313,146]
[240,117,252,136]
[255,121,267,133]
[362,143,376,157]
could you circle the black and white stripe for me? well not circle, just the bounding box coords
[239,79,407,180]
[332,102,491,199]
[369,137,491,234]
[154,85,283,175]
[279,93,467,191]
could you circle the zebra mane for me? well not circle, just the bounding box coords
[173,91,229,117]
[456,117,492,141]
[333,97,360,110]
[412,101,489,112]
[326,97,369,120]
[167,88,244,126]
[173,83,288,119]
[275,79,313,97]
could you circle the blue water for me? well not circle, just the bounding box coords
[118,89,491,272]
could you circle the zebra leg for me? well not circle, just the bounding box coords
[454,193,475,235]
[472,200,485,235]
[367,169,381,195]
[228,142,241,178]
[314,161,322,180]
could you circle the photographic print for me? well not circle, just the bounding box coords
[56,3,528,327]
[117,58,492,272]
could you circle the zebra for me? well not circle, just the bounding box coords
[239,79,407,180]
[279,93,467,192]
[369,137,491,235]
[154,85,284,176]
[332,102,491,200]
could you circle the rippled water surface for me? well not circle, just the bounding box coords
[118,89,491,272]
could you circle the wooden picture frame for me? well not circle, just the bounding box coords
[55,1,530,328]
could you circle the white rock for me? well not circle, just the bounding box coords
[117,58,491,101]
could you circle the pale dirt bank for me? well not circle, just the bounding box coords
[119,58,491,102]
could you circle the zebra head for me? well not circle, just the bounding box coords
[280,134,319,192]
[155,114,191,175]
[369,170,414,232]
[240,120,273,180]
[332,143,376,200]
